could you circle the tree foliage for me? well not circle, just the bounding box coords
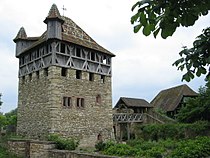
[0,108,17,130]
[0,93,2,107]
[173,27,210,81]
[131,0,210,81]
[131,0,210,38]
[177,79,210,123]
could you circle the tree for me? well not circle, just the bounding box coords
[131,0,210,81]
[0,93,2,107]
[177,79,210,123]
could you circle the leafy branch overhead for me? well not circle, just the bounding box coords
[173,27,210,82]
[131,0,210,82]
[131,0,210,39]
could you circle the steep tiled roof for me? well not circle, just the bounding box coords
[151,84,198,112]
[62,16,114,56]
[114,97,153,109]
[19,4,114,57]
[44,4,64,24]
[13,27,27,42]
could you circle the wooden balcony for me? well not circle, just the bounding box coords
[113,113,143,123]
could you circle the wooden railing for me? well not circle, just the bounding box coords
[113,113,143,123]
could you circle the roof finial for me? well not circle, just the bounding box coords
[62,5,67,16]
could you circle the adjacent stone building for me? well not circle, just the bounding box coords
[14,4,115,147]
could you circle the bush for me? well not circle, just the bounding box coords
[103,143,137,156]
[47,134,79,150]
[95,140,116,151]
[170,137,210,158]
[135,121,210,141]
[101,137,210,158]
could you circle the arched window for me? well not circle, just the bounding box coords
[96,94,101,104]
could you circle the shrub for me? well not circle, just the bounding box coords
[103,143,137,156]
[47,134,79,150]
[169,137,210,158]
[100,136,210,158]
[95,141,106,151]
[135,121,210,141]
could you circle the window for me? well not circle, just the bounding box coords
[61,67,67,77]
[61,43,65,53]
[91,52,95,61]
[76,98,85,108]
[36,71,40,79]
[76,47,81,57]
[96,94,101,104]
[76,70,82,79]
[44,68,48,76]
[89,73,94,81]
[102,56,106,64]
[22,76,25,84]
[29,74,32,81]
[63,97,72,107]
[101,75,105,83]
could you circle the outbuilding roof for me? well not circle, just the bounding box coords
[114,97,153,109]
[151,84,198,112]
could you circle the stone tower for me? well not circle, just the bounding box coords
[14,4,115,147]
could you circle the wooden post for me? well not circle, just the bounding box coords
[127,123,130,140]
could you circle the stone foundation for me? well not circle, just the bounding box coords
[7,139,118,158]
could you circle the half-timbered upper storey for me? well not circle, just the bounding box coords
[14,4,115,77]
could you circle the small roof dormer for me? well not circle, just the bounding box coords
[13,27,27,42]
[44,4,64,24]
[44,4,64,40]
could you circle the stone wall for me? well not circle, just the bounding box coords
[49,66,113,147]
[8,139,118,158]
[17,65,113,147]
[49,150,118,158]
[8,139,55,158]
[17,68,51,139]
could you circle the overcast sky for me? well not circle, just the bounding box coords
[0,0,209,113]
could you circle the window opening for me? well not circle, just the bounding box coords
[91,52,95,61]
[102,56,106,64]
[29,74,32,81]
[61,67,67,77]
[107,58,111,65]
[96,94,101,104]
[22,76,25,84]
[97,133,102,141]
[44,68,48,77]
[76,98,85,108]
[61,43,65,53]
[63,97,72,107]
[36,71,39,79]
[76,47,81,57]
[101,75,105,83]
[89,72,94,81]
[76,70,82,79]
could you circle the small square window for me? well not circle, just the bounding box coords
[22,76,25,84]
[76,98,85,108]
[61,67,67,77]
[29,74,32,81]
[96,94,101,104]
[76,48,81,57]
[76,70,82,79]
[36,71,39,79]
[101,75,105,83]
[44,68,48,77]
[89,73,94,81]
[63,97,72,107]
